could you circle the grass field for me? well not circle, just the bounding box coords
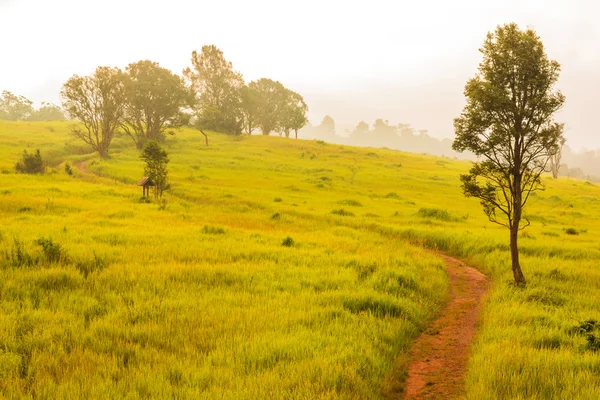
[1,120,599,399]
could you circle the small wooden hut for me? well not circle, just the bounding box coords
[137,176,155,198]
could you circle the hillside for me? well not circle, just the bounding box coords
[1,121,599,399]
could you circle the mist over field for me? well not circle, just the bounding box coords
[2,2,600,398]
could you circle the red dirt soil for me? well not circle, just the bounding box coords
[402,253,489,399]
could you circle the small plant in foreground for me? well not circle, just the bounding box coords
[64,163,73,175]
[35,237,68,264]
[282,236,295,247]
[271,212,281,220]
[564,228,579,235]
[76,253,108,279]
[15,149,45,174]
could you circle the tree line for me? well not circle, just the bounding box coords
[59,45,308,158]
[0,91,65,121]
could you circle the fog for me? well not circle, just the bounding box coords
[1,0,599,161]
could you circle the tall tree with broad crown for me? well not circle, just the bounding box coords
[122,60,192,149]
[184,45,244,135]
[453,23,565,285]
[61,67,126,158]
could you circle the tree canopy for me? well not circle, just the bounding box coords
[0,91,34,121]
[122,60,192,149]
[453,23,565,285]
[61,66,126,158]
[184,45,244,135]
[141,141,170,199]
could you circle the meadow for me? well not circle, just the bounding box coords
[0,120,599,399]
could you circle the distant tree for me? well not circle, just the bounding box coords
[141,141,170,199]
[549,135,566,178]
[61,66,126,158]
[453,23,565,285]
[240,84,259,135]
[279,89,308,139]
[250,78,287,135]
[15,149,45,174]
[372,119,398,143]
[122,60,192,149]
[184,45,244,135]
[0,91,34,121]
[315,115,336,140]
[28,102,66,121]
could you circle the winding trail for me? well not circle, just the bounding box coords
[402,253,488,399]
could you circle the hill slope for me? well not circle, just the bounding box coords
[0,121,599,399]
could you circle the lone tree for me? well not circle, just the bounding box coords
[453,23,565,285]
[122,60,192,149]
[61,66,126,158]
[141,141,170,199]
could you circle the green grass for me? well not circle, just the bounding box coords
[0,120,599,398]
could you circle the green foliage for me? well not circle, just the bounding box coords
[418,207,458,222]
[331,208,355,216]
[35,237,68,264]
[27,102,65,121]
[75,252,108,279]
[64,162,73,175]
[453,23,565,285]
[0,90,33,121]
[141,141,170,199]
[61,66,126,158]
[281,236,295,247]
[202,225,225,234]
[122,60,192,148]
[184,45,244,134]
[15,149,45,174]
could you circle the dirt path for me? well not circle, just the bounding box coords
[402,253,488,399]
[75,160,90,174]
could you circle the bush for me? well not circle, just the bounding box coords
[271,212,281,220]
[273,197,282,202]
[331,209,355,217]
[65,163,73,176]
[202,225,225,234]
[4,239,36,268]
[35,237,68,264]
[15,149,45,174]
[282,236,295,247]
[564,228,579,235]
[76,253,108,279]
[417,207,459,222]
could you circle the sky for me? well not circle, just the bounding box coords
[1,0,599,150]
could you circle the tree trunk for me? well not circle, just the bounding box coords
[294,129,298,139]
[199,129,209,146]
[509,226,526,285]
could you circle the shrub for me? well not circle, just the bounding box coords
[76,253,108,279]
[273,197,282,202]
[564,228,579,235]
[417,207,459,222]
[331,209,355,217]
[64,163,73,176]
[339,199,362,207]
[15,149,45,174]
[202,225,225,234]
[35,237,68,264]
[282,236,295,247]
[271,212,281,220]
[4,239,36,268]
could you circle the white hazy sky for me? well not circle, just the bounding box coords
[1,0,599,149]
